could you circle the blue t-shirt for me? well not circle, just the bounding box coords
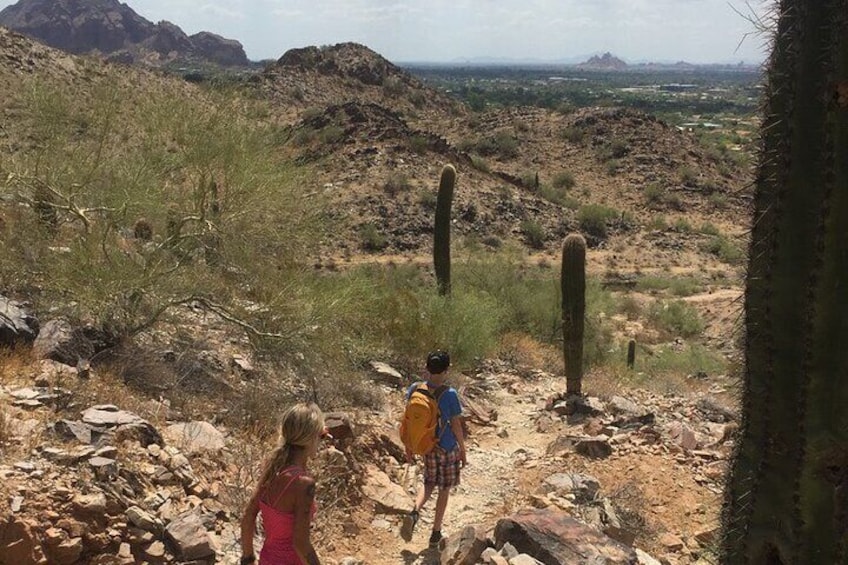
[406,382,463,451]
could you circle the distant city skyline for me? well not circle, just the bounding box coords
[0,0,773,64]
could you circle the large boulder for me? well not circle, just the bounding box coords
[494,509,637,565]
[33,319,93,366]
[189,31,248,66]
[0,295,38,346]
[0,516,45,564]
[361,464,413,514]
[165,512,215,561]
[164,421,226,454]
[440,525,489,565]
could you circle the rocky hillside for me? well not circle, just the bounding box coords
[243,41,754,275]
[0,0,249,67]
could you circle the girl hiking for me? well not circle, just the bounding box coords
[240,403,328,565]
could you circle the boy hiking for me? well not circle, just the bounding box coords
[399,350,466,548]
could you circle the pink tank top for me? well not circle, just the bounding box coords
[258,467,317,564]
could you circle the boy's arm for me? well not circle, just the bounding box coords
[450,410,467,467]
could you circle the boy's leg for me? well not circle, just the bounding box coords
[429,448,460,546]
[432,487,450,532]
[415,483,435,511]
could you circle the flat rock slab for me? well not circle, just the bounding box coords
[361,464,413,514]
[494,509,637,565]
[368,361,404,388]
[441,525,489,565]
[164,422,226,453]
[165,512,215,560]
[82,405,144,427]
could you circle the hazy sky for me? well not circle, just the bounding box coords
[2,0,774,64]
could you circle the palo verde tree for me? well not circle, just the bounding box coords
[721,2,848,563]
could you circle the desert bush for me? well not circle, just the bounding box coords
[359,223,388,251]
[673,217,693,232]
[418,190,437,210]
[520,220,546,249]
[408,135,429,154]
[0,74,321,347]
[552,171,576,190]
[469,154,490,172]
[644,183,666,206]
[707,192,728,210]
[636,276,703,297]
[647,215,668,230]
[678,165,698,185]
[700,235,743,264]
[383,172,412,196]
[699,222,721,236]
[560,126,585,143]
[648,300,704,338]
[577,204,619,239]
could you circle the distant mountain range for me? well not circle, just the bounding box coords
[0,0,249,66]
[411,52,759,71]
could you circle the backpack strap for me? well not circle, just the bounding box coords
[432,385,450,441]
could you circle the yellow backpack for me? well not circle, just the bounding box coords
[400,384,447,456]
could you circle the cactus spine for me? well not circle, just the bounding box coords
[561,233,586,396]
[721,3,848,564]
[434,164,456,296]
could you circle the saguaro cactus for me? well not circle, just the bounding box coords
[561,233,586,396]
[721,3,848,564]
[434,164,456,296]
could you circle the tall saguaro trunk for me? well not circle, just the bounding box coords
[561,233,586,396]
[434,164,456,296]
[721,2,848,564]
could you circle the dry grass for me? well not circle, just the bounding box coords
[0,347,34,385]
[497,333,562,372]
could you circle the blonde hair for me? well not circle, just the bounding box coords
[257,403,324,492]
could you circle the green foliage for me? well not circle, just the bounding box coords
[473,130,519,160]
[383,172,412,196]
[636,276,703,297]
[673,217,693,232]
[520,220,546,249]
[648,300,704,338]
[577,204,620,239]
[539,185,579,209]
[700,236,743,264]
[707,192,728,210]
[698,222,721,236]
[644,183,666,206]
[647,215,668,230]
[560,126,585,143]
[408,135,430,154]
[469,154,490,172]
[678,165,698,185]
[359,223,388,252]
[418,190,437,210]
[0,75,319,342]
[552,171,576,190]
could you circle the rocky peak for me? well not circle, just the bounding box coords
[0,0,249,66]
[275,42,407,86]
[577,52,628,70]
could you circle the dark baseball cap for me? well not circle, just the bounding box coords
[426,350,450,374]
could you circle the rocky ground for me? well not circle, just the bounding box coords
[1,334,738,564]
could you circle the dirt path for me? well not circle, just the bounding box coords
[338,370,727,565]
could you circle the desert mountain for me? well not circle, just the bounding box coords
[577,52,628,70]
[256,42,749,269]
[0,0,249,66]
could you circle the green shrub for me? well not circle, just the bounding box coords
[359,223,387,251]
[408,135,429,154]
[679,165,698,185]
[552,171,576,190]
[520,220,546,249]
[700,236,744,264]
[605,159,622,176]
[578,204,619,239]
[418,190,437,210]
[699,222,721,236]
[648,300,705,338]
[673,218,693,232]
[318,125,344,144]
[708,193,728,210]
[540,185,579,209]
[636,276,703,297]
[383,173,411,196]
[647,215,668,230]
[561,126,585,143]
[644,183,666,206]
[470,154,490,172]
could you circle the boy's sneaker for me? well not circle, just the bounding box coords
[428,530,443,548]
[400,509,419,542]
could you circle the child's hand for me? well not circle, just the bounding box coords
[459,447,467,468]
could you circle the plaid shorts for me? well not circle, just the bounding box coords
[423,447,461,488]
